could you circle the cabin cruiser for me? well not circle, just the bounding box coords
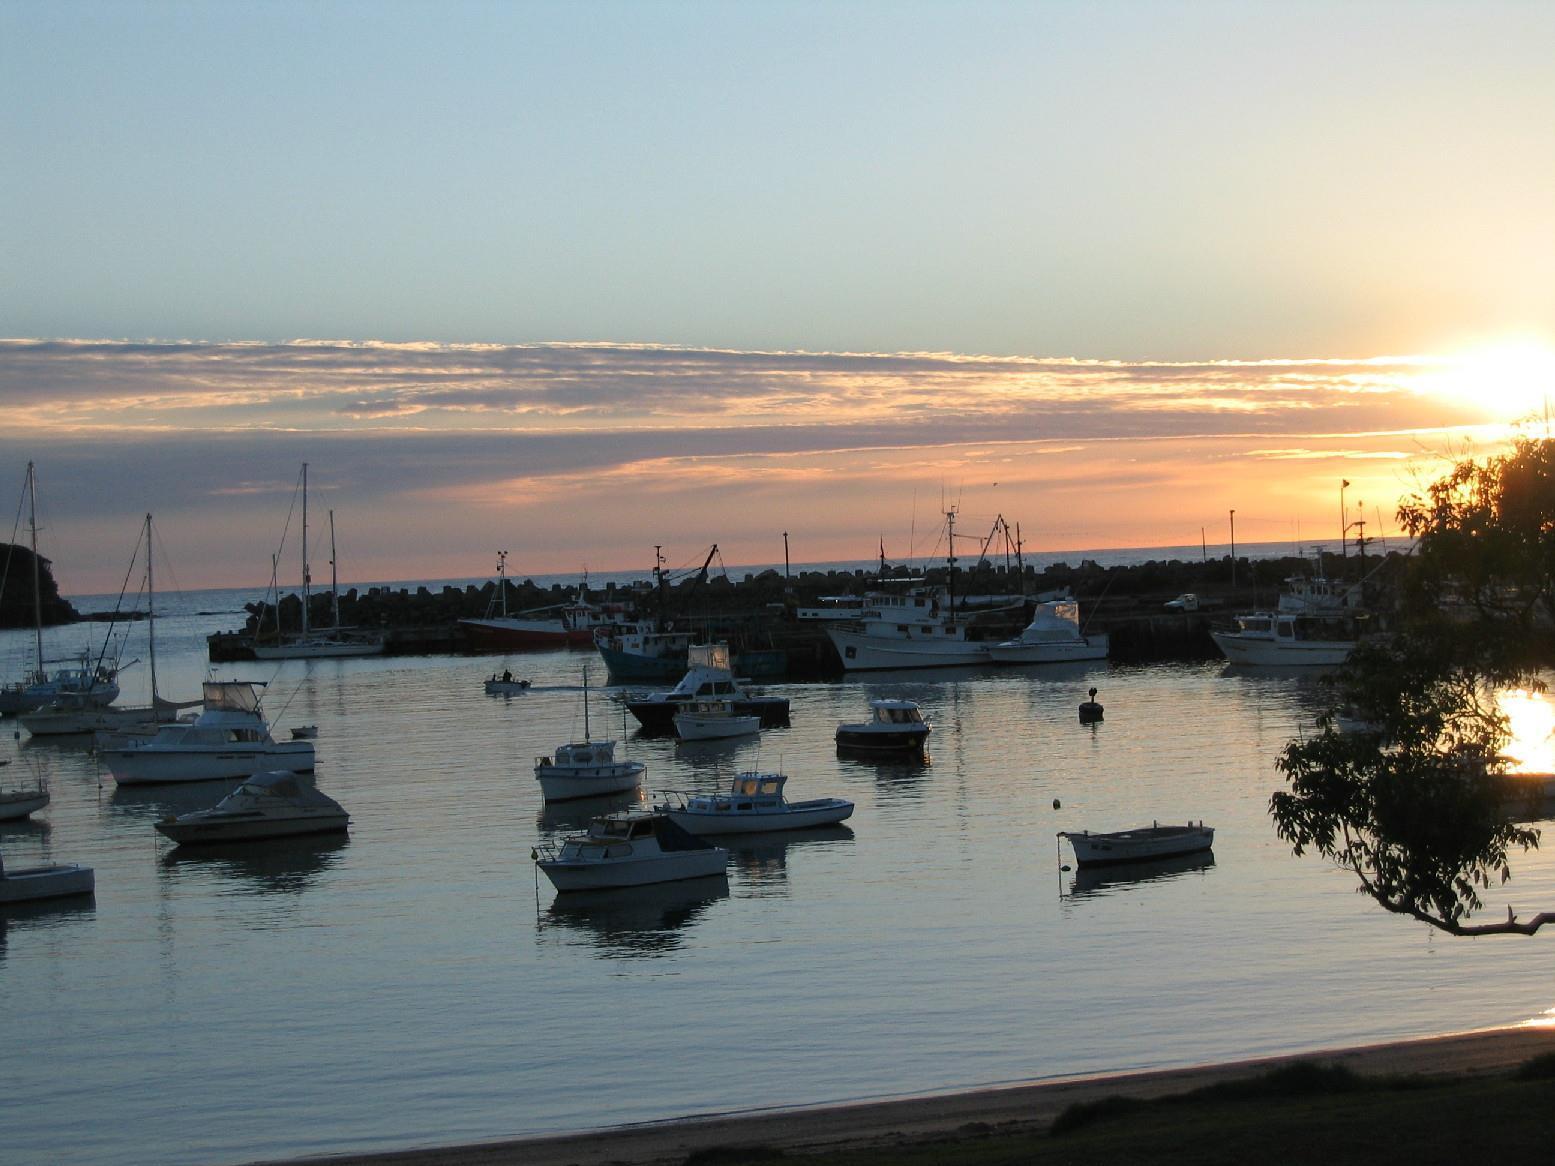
[1210,611,1361,667]
[672,699,761,741]
[154,770,349,844]
[624,643,789,733]
[534,810,729,891]
[99,681,316,785]
[834,699,932,753]
[824,586,993,671]
[987,599,1108,664]
[655,771,853,834]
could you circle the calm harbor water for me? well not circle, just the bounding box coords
[4,589,1555,1166]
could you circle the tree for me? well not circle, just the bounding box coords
[1270,438,1555,936]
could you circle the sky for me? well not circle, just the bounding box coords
[2,1,1553,592]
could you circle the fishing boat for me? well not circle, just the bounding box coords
[252,465,385,660]
[1059,821,1215,868]
[987,599,1109,664]
[672,699,761,741]
[625,642,789,733]
[460,551,607,651]
[834,698,932,753]
[484,671,531,694]
[1210,611,1361,667]
[0,852,94,904]
[99,680,316,785]
[154,770,349,844]
[21,514,199,737]
[1,463,120,715]
[594,624,693,683]
[534,668,645,801]
[534,810,729,891]
[654,771,853,834]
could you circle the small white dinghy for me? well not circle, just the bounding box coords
[1060,821,1214,868]
[534,810,728,891]
[0,850,95,904]
[484,672,530,695]
[0,760,50,821]
[655,771,854,835]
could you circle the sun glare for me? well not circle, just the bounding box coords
[1499,688,1555,774]
[1435,342,1555,423]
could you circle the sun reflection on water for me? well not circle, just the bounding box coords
[1499,688,1555,774]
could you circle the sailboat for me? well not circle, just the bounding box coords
[0,462,120,714]
[253,464,384,660]
[533,667,645,801]
[21,514,199,737]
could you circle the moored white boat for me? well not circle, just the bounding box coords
[655,771,853,835]
[834,698,931,753]
[100,681,316,785]
[484,672,531,695]
[672,698,761,741]
[824,585,993,671]
[1060,821,1215,867]
[624,642,789,733]
[987,599,1108,664]
[1210,611,1360,667]
[0,855,95,904]
[0,786,50,821]
[534,669,645,801]
[154,770,349,844]
[534,810,729,891]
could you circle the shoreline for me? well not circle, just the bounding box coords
[264,1024,1555,1166]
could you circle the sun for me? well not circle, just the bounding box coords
[1434,341,1555,423]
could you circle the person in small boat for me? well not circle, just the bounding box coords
[502,670,513,683]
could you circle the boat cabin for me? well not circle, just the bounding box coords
[542,740,618,767]
[871,700,926,726]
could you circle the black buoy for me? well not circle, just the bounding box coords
[1078,687,1104,724]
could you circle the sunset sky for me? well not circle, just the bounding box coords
[3,1,1552,592]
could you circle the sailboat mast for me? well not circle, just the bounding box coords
[26,461,43,679]
[329,509,340,631]
[946,509,957,618]
[582,665,591,741]
[300,462,310,638]
[145,513,158,704]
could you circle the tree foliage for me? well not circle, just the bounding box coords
[1271,438,1555,936]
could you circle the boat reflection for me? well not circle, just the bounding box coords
[158,832,350,895]
[1066,851,1216,899]
[537,874,729,959]
[0,897,96,961]
[725,825,854,894]
[535,789,644,836]
[109,777,244,825]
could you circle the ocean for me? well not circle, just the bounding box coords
[8,548,1552,1166]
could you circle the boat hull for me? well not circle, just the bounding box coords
[252,637,384,659]
[1210,631,1353,667]
[0,863,94,903]
[834,725,930,753]
[538,848,728,891]
[103,742,317,785]
[826,626,991,672]
[155,811,349,844]
[1062,825,1215,867]
[987,636,1109,664]
[535,762,645,802]
[459,618,593,651]
[0,791,50,821]
[673,714,761,741]
[663,799,854,835]
[628,695,790,733]
[596,643,690,682]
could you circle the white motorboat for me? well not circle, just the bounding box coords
[251,465,385,660]
[624,642,789,733]
[655,771,853,835]
[834,698,931,753]
[0,853,94,904]
[534,668,645,801]
[100,680,316,785]
[1210,611,1361,667]
[824,585,993,671]
[673,699,761,741]
[987,599,1108,664]
[534,810,729,891]
[1060,821,1215,868]
[154,770,349,844]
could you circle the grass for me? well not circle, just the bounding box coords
[681,1058,1555,1166]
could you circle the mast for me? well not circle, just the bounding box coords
[26,461,43,680]
[145,513,159,704]
[946,508,957,617]
[328,509,340,631]
[300,462,310,638]
[582,664,591,741]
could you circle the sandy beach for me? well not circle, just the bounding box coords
[265,1025,1555,1166]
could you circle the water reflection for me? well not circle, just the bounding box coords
[726,825,855,894]
[0,898,97,962]
[1065,852,1217,900]
[535,790,645,836]
[537,874,729,959]
[158,833,351,896]
[109,778,243,825]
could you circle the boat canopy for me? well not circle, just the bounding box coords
[202,681,263,713]
[731,772,785,797]
[228,770,339,807]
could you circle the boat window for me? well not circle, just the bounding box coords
[629,820,654,839]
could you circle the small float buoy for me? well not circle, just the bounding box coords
[1052,798,1061,811]
[1078,687,1104,724]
